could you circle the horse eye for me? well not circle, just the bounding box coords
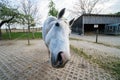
[55,22,59,27]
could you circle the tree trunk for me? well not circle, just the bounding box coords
[0,23,4,40]
[6,28,9,39]
[32,32,35,39]
[0,27,2,40]
[8,24,12,39]
[27,25,30,45]
[32,27,35,39]
[23,27,25,32]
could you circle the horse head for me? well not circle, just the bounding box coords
[42,8,74,68]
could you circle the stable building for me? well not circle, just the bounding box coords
[72,14,120,35]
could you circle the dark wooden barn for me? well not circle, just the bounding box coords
[71,14,120,35]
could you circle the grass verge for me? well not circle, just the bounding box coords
[70,45,120,79]
[2,32,42,40]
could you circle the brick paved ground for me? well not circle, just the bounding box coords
[0,40,114,80]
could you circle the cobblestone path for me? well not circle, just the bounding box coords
[0,40,114,80]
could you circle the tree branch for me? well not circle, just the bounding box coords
[0,15,15,27]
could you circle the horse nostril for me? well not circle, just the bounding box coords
[57,52,63,65]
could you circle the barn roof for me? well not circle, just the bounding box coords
[73,14,120,24]
[82,14,120,17]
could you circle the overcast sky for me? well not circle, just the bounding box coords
[11,0,120,20]
[2,0,120,28]
[36,0,120,22]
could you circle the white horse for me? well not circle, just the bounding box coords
[42,8,74,68]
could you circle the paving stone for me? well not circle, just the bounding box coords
[0,40,114,80]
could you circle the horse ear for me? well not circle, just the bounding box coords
[58,8,65,19]
[69,18,75,26]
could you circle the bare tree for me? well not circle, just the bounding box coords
[20,0,41,45]
[0,0,20,40]
[74,0,107,16]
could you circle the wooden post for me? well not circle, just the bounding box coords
[94,25,99,43]
[96,29,98,43]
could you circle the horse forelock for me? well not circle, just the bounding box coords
[59,20,71,35]
[48,17,70,36]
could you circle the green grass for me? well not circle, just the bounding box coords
[2,32,42,40]
[70,45,120,79]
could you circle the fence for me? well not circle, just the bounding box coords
[2,28,42,33]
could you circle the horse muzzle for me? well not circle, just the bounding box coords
[51,51,69,68]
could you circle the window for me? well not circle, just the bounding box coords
[113,26,116,32]
[118,26,120,31]
[109,26,113,32]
